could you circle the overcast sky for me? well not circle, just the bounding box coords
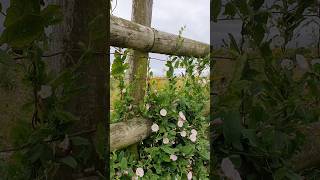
[111,0,210,76]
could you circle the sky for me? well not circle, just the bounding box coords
[211,0,319,49]
[111,0,210,76]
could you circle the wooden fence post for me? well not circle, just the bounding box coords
[126,0,153,104]
[46,0,107,178]
[126,0,153,158]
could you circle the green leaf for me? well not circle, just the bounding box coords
[40,5,63,26]
[4,0,40,27]
[1,14,44,48]
[160,146,179,154]
[59,156,78,169]
[179,144,195,155]
[119,157,127,169]
[222,111,243,150]
[0,50,13,65]
[211,0,222,22]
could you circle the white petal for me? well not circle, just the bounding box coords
[163,138,169,144]
[189,134,197,142]
[135,168,144,177]
[187,171,193,180]
[177,120,184,127]
[180,131,187,137]
[151,123,159,132]
[179,111,186,121]
[191,129,197,135]
[160,109,167,116]
[170,154,178,161]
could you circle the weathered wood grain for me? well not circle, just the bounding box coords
[110,15,210,57]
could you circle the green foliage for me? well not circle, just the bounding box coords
[212,0,320,179]
[111,51,210,179]
[0,1,106,179]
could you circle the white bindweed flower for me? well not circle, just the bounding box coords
[180,131,187,137]
[177,120,184,127]
[128,104,132,110]
[151,123,159,132]
[163,137,169,144]
[122,89,126,93]
[160,109,167,116]
[135,168,144,177]
[38,85,52,99]
[170,154,178,161]
[191,129,197,136]
[179,111,186,121]
[189,134,197,142]
[187,171,193,180]
[145,103,150,110]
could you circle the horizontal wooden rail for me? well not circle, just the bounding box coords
[110,15,210,57]
[110,118,152,152]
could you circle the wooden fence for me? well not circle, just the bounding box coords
[109,0,320,171]
[109,0,210,152]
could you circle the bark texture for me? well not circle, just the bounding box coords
[126,0,153,105]
[47,0,107,179]
[110,118,152,152]
[110,16,210,57]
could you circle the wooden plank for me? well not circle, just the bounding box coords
[110,15,210,57]
[110,118,152,152]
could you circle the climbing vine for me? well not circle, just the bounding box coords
[110,49,210,179]
[211,0,320,179]
[0,1,106,179]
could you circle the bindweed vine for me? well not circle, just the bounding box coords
[0,1,107,179]
[110,51,210,179]
[212,0,320,179]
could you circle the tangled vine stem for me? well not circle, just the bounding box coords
[13,50,108,60]
[0,128,97,154]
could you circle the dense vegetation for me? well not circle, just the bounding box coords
[110,49,210,179]
[211,0,320,179]
[0,1,106,179]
